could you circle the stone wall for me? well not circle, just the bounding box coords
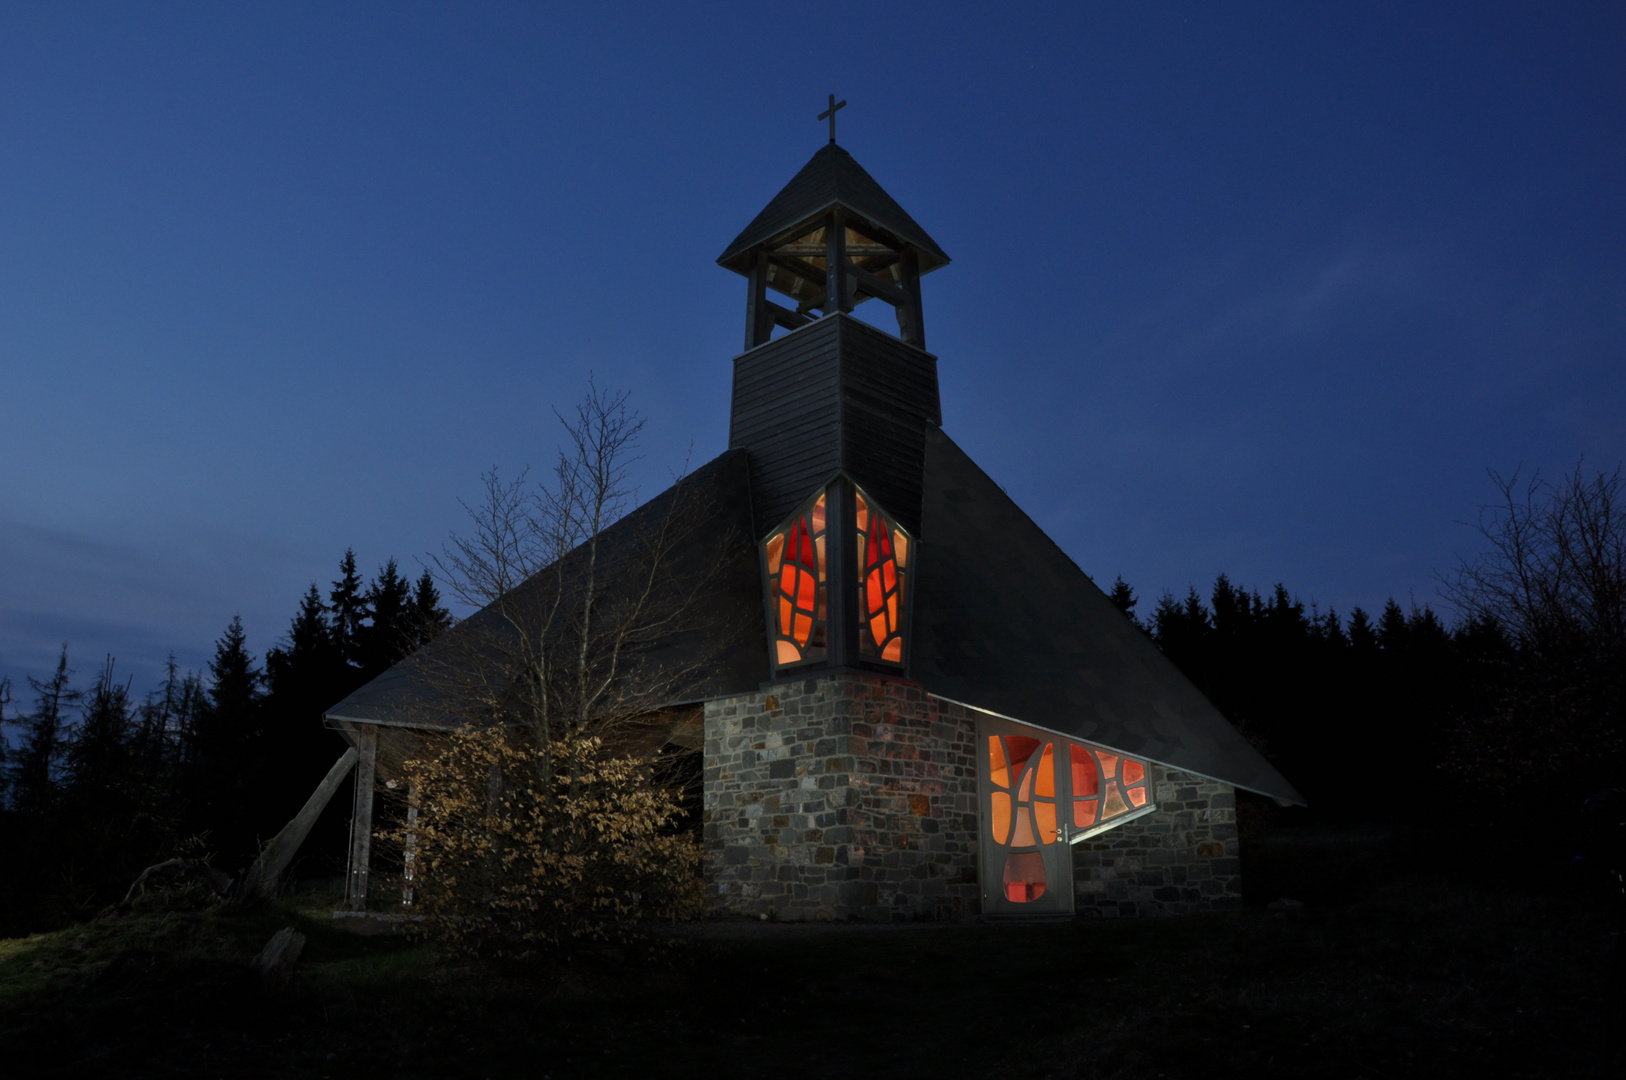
[703,672,981,921]
[1070,767,1241,917]
[705,680,1243,921]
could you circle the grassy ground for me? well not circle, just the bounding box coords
[0,829,1616,1079]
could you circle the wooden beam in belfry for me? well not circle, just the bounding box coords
[825,210,851,315]
[346,724,378,912]
[844,260,908,308]
[766,300,813,331]
[745,248,771,350]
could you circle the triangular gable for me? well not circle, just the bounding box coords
[909,429,1304,805]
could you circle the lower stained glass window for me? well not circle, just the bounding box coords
[987,734,1059,902]
[763,492,828,668]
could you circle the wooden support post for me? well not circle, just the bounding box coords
[897,248,924,349]
[744,248,771,350]
[401,786,418,907]
[346,724,378,912]
[234,746,358,906]
[825,210,851,316]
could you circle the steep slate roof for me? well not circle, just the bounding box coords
[909,429,1305,805]
[716,143,951,274]
[324,449,767,732]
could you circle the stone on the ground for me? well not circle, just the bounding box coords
[252,926,306,982]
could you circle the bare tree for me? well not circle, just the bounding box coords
[418,381,729,759]
[1441,463,1626,792]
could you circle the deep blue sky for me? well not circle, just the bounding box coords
[2,2,1622,698]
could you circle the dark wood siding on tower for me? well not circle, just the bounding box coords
[838,317,939,536]
[730,314,940,538]
[730,316,844,536]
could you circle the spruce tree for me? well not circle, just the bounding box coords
[1106,576,1138,624]
[361,558,412,677]
[408,570,453,650]
[8,648,80,817]
[65,656,133,797]
[329,548,368,673]
[187,616,264,866]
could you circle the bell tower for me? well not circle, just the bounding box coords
[717,106,950,677]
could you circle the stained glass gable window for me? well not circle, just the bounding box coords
[763,490,828,669]
[853,488,911,665]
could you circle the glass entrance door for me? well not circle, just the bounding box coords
[977,720,1074,916]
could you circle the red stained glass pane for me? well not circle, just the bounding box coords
[1002,852,1047,903]
[1006,737,1040,777]
[1070,745,1099,797]
[1035,800,1057,844]
[798,524,814,566]
[1128,786,1147,807]
[867,526,879,565]
[1096,751,1119,780]
[989,792,1011,843]
[867,568,883,612]
[1035,744,1056,798]
[988,737,1009,788]
[879,526,893,559]
[1073,798,1097,828]
[1123,760,1145,785]
[882,638,902,662]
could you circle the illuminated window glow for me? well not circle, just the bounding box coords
[854,490,910,664]
[987,733,1059,902]
[763,492,827,669]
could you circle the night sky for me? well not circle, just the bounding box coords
[2,3,1622,696]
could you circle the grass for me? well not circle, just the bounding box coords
[0,830,1617,1078]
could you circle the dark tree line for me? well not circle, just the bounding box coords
[1110,464,1624,844]
[0,551,450,936]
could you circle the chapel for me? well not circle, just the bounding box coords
[323,113,1303,920]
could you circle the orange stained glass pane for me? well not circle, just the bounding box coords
[988,737,1009,788]
[797,567,815,610]
[867,568,884,612]
[1128,786,1147,807]
[882,638,902,662]
[1035,744,1056,798]
[811,494,826,533]
[815,535,826,577]
[1035,800,1058,844]
[793,613,812,646]
[1006,736,1040,778]
[779,563,797,598]
[1010,806,1037,848]
[1102,784,1129,819]
[886,592,898,633]
[1002,852,1047,903]
[893,531,908,568]
[989,791,1012,844]
[882,558,896,593]
[1070,745,1099,797]
[1096,751,1119,780]
[1123,760,1145,785]
[855,495,869,534]
[776,640,801,665]
[870,613,888,646]
[778,597,793,634]
[1073,798,1097,828]
[765,533,785,575]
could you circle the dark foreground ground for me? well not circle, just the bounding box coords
[1,825,1617,1079]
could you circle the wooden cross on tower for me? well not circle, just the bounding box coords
[819,94,846,144]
